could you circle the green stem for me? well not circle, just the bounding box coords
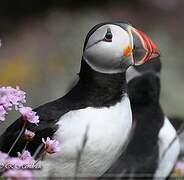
[8,122,27,155]
[22,141,29,153]
[33,143,44,159]
[34,150,46,165]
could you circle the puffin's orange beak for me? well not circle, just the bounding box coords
[137,29,160,62]
[131,28,160,65]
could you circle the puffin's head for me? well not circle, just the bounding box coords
[83,22,160,74]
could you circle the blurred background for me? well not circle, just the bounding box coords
[0,0,184,130]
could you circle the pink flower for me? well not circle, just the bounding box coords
[3,151,35,170]
[42,137,60,154]
[174,161,184,176]
[24,129,35,141]
[3,169,33,180]
[5,154,35,169]
[8,86,26,108]
[0,86,26,110]
[18,150,35,165]
[0,151,9,164]
[18,151,31,160]
[19,107,39,124]
[0,105,7,121]
[0,96,12,111]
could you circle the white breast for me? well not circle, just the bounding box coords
[34,95,132,178]
[154,117,180,180]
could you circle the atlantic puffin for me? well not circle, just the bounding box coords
[0,22,160,178]
[99,55,180,179]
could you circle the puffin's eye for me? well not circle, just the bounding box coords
[104,28,113,42]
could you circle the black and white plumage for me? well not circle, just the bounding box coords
[0,22,160,178]
[99,57,180,179]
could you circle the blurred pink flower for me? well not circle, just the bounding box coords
[24,129,35,141]
[5,154,35,169]
[0,86,26,110]
[3,169,33,180]
[174,161,184,176]
[0,151,9,164]
[18,151,31,160]
[18,150,35,165]
[42,137,60,154]
[5,157,26,169]
[0,105,6,121]
[19,107,39,124]
[0,96,12,111]
[0,86,26,122]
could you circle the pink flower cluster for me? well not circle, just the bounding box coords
[5,151,35,169]
[0,86,26,108]
[19,107,39,125]
[0,151,9,164]
[0,86,39,124]
[0,150,34,180]
[0,86,61,180]
[42,137,61,154]
[0,136,61,180]
[0,86,26,121]
[3,169,33,180]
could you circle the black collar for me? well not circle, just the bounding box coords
[67,59,127,108]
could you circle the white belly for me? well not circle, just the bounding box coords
[34,95,132,178]
[154,117,180,180]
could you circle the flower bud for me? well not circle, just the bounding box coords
[24,129,35,141]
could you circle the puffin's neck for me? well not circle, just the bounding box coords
[71,59,127,108]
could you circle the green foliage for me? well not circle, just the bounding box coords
[0,176,5,180]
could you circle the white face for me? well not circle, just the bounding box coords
[83,24,134,74]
